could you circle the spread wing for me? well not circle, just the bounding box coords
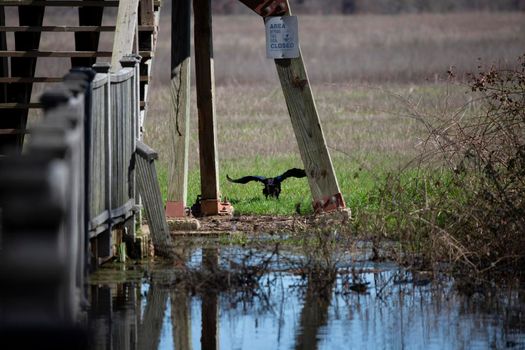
[275,168,306,182]
[226,174,267,184]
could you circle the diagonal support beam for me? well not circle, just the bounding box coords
[237,0,346,212]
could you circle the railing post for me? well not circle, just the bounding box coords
[121,55,141,240]
[64,67,95,303]
[0,76,89,348]
[92,62,113,265]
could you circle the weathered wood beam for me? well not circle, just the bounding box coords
[136,141,175,258]
[0,25,155,32]
[111,0,140,72]
[273,1,345,211]
[194,0,219,202]
[0,50,150,58]
[0,7,8,107]
[166,0,191,217]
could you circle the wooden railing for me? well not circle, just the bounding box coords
[88,56,141,265]
[0,70,91,348]
[0,54,172,346]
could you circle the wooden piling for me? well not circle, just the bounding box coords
[166,0,192,217]
[194,0,220,202]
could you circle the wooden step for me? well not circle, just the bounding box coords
[0,1,161,7]
[0,50,152,58]
[0,25,155,32]
[0,77,63,83]
[0,103,43,109]
[0,129,28,135]
[1,1,120,6]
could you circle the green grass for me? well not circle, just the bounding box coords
[157,153,405,216]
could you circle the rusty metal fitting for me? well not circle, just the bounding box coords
[312,192,346,213]
[200,199,234,217]
[238,0,288,17]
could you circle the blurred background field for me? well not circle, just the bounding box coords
[142,9,524,214]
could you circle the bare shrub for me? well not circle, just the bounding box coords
[366,55,525,277]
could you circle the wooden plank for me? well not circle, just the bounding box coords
[0,128,28,135]
[0,77,63,83]
[2,0,161,7]
[136,141,175,258]
[0,25,154,32]
[138,0,154,51]
[0,0,160,6]
[0,50,151,58]
[0,7,8,103]
[0,50,110,57]
[274,1,344,209]
[73,0,104,67]
[166,0,191,208]
[1,4,44,153]
[111,0,140,72]
[0,102,43,109]
[0,1,120,7]
[140,0,155,25]
[194,0,220,201]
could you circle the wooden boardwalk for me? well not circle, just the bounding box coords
[0,0,161,154]
[0,0,347,347]
[0,1,171,346]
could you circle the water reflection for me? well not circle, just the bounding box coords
[88,248,525,350]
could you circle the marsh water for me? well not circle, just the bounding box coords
[87,245,525,350]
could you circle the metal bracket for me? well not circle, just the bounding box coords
[237,0,288,17]
[200,199,234,216]
[313,192,346,213]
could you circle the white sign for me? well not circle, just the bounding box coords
[265,16,300,59]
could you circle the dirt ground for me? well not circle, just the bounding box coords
[168,209,351,236]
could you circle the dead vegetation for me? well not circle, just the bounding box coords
[354,55,525,278]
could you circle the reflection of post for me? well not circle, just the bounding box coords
[113,284,133,350]
[171,289,193,350]
[171,247,193,350]
[138,285,168,350]
[201,248,219,350]
[294,281,334,350]
[89,285,113,350]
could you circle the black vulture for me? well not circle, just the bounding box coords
[226,168,307,199]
